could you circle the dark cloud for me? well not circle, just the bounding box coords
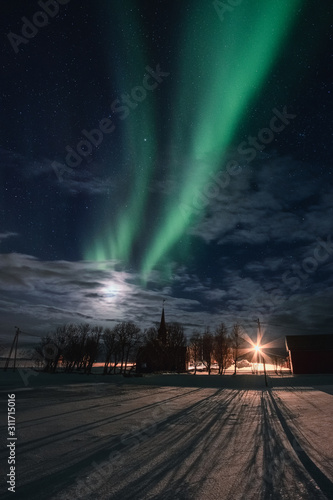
[191,157,331,246]
[0,232,18,243]
[0,253,207,343]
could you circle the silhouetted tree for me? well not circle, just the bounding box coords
[167,323,187,372]
[103,322,142,374]
[136,323,187,373]
[123,322,142,373]
[214,323,230,375]
[46,324,69,372]
[35,323,104,373]
[136,327,161,373]
[189,331,202,374]
[84,326,102,374]
[103,327,120,374]
[76,323,91,371]
[115,323,129,374]
[62,324,81,372]
[202,328,214,375]
[34,335,58,372]
[230,323,243,375]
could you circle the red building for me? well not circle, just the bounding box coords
[285,334,333,374]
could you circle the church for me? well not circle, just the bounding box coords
[136,304,187,373]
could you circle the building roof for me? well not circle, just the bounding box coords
[159,307,166,330]
[285,334,333,351]
[157,306,167,344]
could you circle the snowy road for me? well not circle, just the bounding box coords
[1,376,333,499]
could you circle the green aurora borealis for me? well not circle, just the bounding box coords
[84,0,303,281]
[84,1,157,267]
[1,0,333,339]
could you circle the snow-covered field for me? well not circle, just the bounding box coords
[0,372,332,499]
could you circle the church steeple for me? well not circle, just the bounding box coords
[158,300,167,345]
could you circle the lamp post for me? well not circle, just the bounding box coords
[257,319,268,387]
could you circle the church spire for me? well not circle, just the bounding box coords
[158,299,167,344]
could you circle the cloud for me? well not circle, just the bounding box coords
[267,290,333,338]
[0,253,207,343]
[0,148,56,178]
[190,156,331,246]
[1,222,332,346]
[0,232,18,244]
[57,173,116,195]
[0,147,115,196]
[0,249,332,350]
[244,257,284,273]
[203,288,228,302]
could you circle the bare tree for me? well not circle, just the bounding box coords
[230,323,243,375]
[35,323,105,374]
[167,323,187,372]
[34,334,58,372]
[103,322,142,375]
[123,322,142,373]
[76,323,91,371]
[103,327,119,374]
[61,324,83,373]
[47,324,69,372]
[214,323,230,375]
[112,323,128,374]
[136,327,160,373]
[84,325,102,374]
[189,331,202,375]
[202,328,214,375]
[35,323,84,373]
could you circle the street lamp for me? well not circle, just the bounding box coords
[254,319,268,387]
[252,343,267,386]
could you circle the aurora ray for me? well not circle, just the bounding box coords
[84,0,156,265]
[141,0,303,278]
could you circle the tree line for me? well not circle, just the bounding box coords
[34,321,244,375]
[34,322,142,374]
[189,323,243,375]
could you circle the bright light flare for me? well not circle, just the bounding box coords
[240,331,268,364]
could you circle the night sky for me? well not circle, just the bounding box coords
[1,0,332,346]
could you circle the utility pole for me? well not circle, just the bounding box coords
[4,327,20,372]
[257,319,267,387]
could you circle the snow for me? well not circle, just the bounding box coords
[0,371,332,499]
